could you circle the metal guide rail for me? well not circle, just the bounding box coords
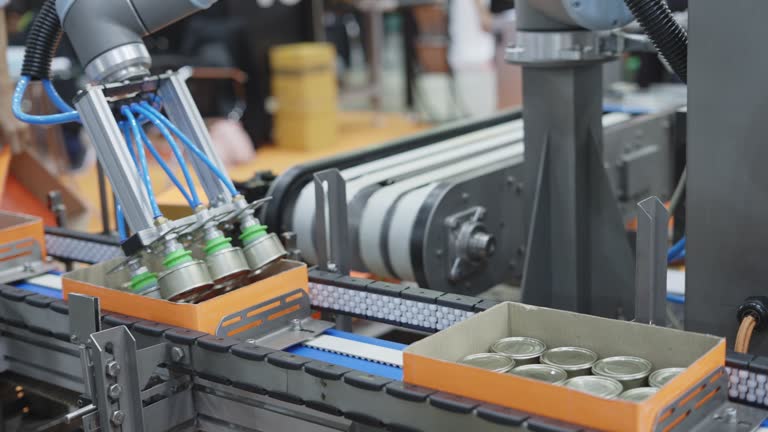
[308,270,498,332]
[0,282,763,431]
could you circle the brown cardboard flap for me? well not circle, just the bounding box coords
[10,150,87,226]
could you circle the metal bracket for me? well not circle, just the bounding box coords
[654,368,767,432]
[69,292,180,432]
[0,238,50,284]
[217,288,332,349]
[247,318,334,351]
[689,403,768,432]
[313,169,350,275]
[635,197,669,325]
[89,326,146,431]
[86,326,174,432]
[69,293,102,346]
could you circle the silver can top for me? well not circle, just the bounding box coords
[564,376,623,399]
[509,364,568,385]
[649,368,685,388]
[540,347,599,371]
[459,353,516,373]
[619,387,658,402]
[592,356,653,381]
[491,337,547,360]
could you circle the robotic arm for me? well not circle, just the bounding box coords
[517,0,634,31]
[13,0,287,303]
[57,0,217,83]
[515,0,687,82]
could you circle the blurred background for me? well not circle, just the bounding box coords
[0,0,688,231]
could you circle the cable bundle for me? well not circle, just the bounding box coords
[114,99,239,239]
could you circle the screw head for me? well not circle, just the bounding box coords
[290,319,302,331]
[170,347,185,363]
[105,361,121,377]
[108,384,122,400]
[110,410,126,426]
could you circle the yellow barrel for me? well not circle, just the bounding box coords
[270,43,338,151]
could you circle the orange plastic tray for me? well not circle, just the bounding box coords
[63,260,308,336]
[403,302,726,432]
[0,211,47,259]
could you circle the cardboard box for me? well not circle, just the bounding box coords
[0,211,46,258]
[63,259,308,337]
[403,302,725,432]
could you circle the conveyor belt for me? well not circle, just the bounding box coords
[302,333,403,368]
[289,329,405,380]
[13,273,409,379]
[293,120,525,267]
[1,274,761,431]
[44,227,123,264]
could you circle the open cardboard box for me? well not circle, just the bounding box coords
[403,302,725,432]
[63,259,308,337]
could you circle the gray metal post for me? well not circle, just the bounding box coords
[686,0,768,351]
[313,169,351,275]
[364,8,383,112]
[635,197,668,326]
[159,72,233,206]
[511,3,635,318]
[76,86,156,233]
[313,169,352,331]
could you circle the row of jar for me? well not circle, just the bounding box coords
[458,336,685,401]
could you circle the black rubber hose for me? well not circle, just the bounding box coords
[623,0,688,84]
[21,0,62,80]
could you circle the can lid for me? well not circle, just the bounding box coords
[592,356,653,381]
[459,353,515,372]
[509,364,568,385]
[564,376,624,399]
[491,337,547,360]
[540,347,598,371]
[649,367,685,388]
[619,387,658,402]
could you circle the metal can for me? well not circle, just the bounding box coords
[509,364,568,385]
[491,337,547,365]
[540,347,598,377]
[619,387,658,402]
[563,376,623,399]
[458,353,515,373]
[592,356,653,390]
[649,367,685,388]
